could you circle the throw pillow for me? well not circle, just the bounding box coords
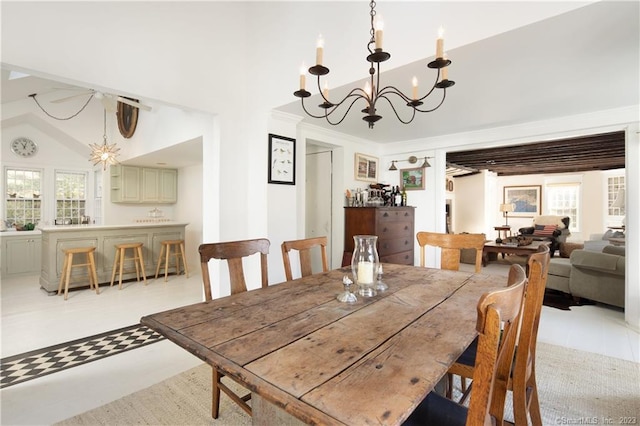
[533,224,557,237]
[559,242,584,258]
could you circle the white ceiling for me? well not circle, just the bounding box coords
[2,1,638,152]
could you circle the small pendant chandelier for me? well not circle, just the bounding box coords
[89,109,120,170]
[293,1,455,129]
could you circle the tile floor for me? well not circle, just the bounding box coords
[1,263,638,425]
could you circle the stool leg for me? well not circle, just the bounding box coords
[164,244,171,282]
[180,242,189,278]
[110,249,119,287]
[138,246,147,285]
[132,248,141,282]
[64,253,73,300]
[58,253,69,296]
[155,244,165,279]
[88,252,99,295]
[118,248,125,289]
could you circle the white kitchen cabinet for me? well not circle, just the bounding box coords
[111,165,177,204]
[141,168,177,203]
[1,233,42,278]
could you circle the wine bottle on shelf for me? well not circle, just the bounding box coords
[390,186,396,206]
[395,186,402,207]
[401,186,407,206]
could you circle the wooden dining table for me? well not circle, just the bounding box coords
[141,263,503,425]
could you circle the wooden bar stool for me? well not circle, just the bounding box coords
[155,239,189,282]
[57,247,99,300]
[110,242,147,289]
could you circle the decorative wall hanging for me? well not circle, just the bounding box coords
[268,134,296,185]
[117,98,140,138]
[401,167,425,190]
[354,153,379,182]
[504,185,541,217]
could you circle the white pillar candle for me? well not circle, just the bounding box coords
[358,261,374,284]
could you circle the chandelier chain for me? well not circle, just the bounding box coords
[29,93,93,121]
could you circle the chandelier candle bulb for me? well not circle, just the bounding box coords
[323,82,329,99]
[436,26,445,58]
[374,15,384,49]
[441,66,448,81]
[412,77,418,99]
[316,35,324,65]
[299,64,306,90]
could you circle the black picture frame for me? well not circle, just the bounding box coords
[268,134,296,185]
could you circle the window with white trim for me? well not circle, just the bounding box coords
[55,171,87,224]
[4,168,42,226]
[546,183,580,232]
[607,175,625,216]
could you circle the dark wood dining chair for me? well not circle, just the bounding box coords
[447,244,550,425]
[281,236,329,281]
[417,232,486,273]
[198,238,270,419]
[403,264,527,426]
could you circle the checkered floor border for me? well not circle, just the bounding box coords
[0,324,165,389]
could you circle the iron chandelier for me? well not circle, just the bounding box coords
[293,1,455,129]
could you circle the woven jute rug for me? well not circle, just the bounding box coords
[56,342,639,425]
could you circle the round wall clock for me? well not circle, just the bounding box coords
[117,98,139,138]
[10,137,38,157]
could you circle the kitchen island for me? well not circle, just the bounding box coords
[39,222,188,293]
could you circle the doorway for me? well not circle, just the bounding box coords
[305,145,333,271]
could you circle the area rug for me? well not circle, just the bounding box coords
[55,342,639,425]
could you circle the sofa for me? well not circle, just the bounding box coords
[547,243,625,308]
[519,215,571,257]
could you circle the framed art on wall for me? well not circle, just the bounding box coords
[401,168,426,190]
[504,185,541,216]
[354,153,378,182]
[268,134,296,185]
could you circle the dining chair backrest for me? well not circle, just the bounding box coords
[198,238,270,301]
[281,236,329,281]
[416,232,486,273]
[467,264,527,425]
[502,243,550,425]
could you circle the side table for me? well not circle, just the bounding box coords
[494,226,512,240]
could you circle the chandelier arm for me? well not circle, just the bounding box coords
[416,69,441,102]
[377,85,414,104]
[29,93,94,120]
[413,89,448,113]
[323,97,367,126]
[377,94,417,125]
[300,88,367,119]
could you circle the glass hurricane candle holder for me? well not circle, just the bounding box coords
[351,235,379,297]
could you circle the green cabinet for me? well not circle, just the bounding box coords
[111,165,177,204]
[1,233,42,278]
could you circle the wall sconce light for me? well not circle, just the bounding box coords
[388,155,432,171]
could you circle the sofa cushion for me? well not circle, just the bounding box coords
[603,245,625,256]
[548,257,572,278]
[559,242,584,258]
[570,250,624,274]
